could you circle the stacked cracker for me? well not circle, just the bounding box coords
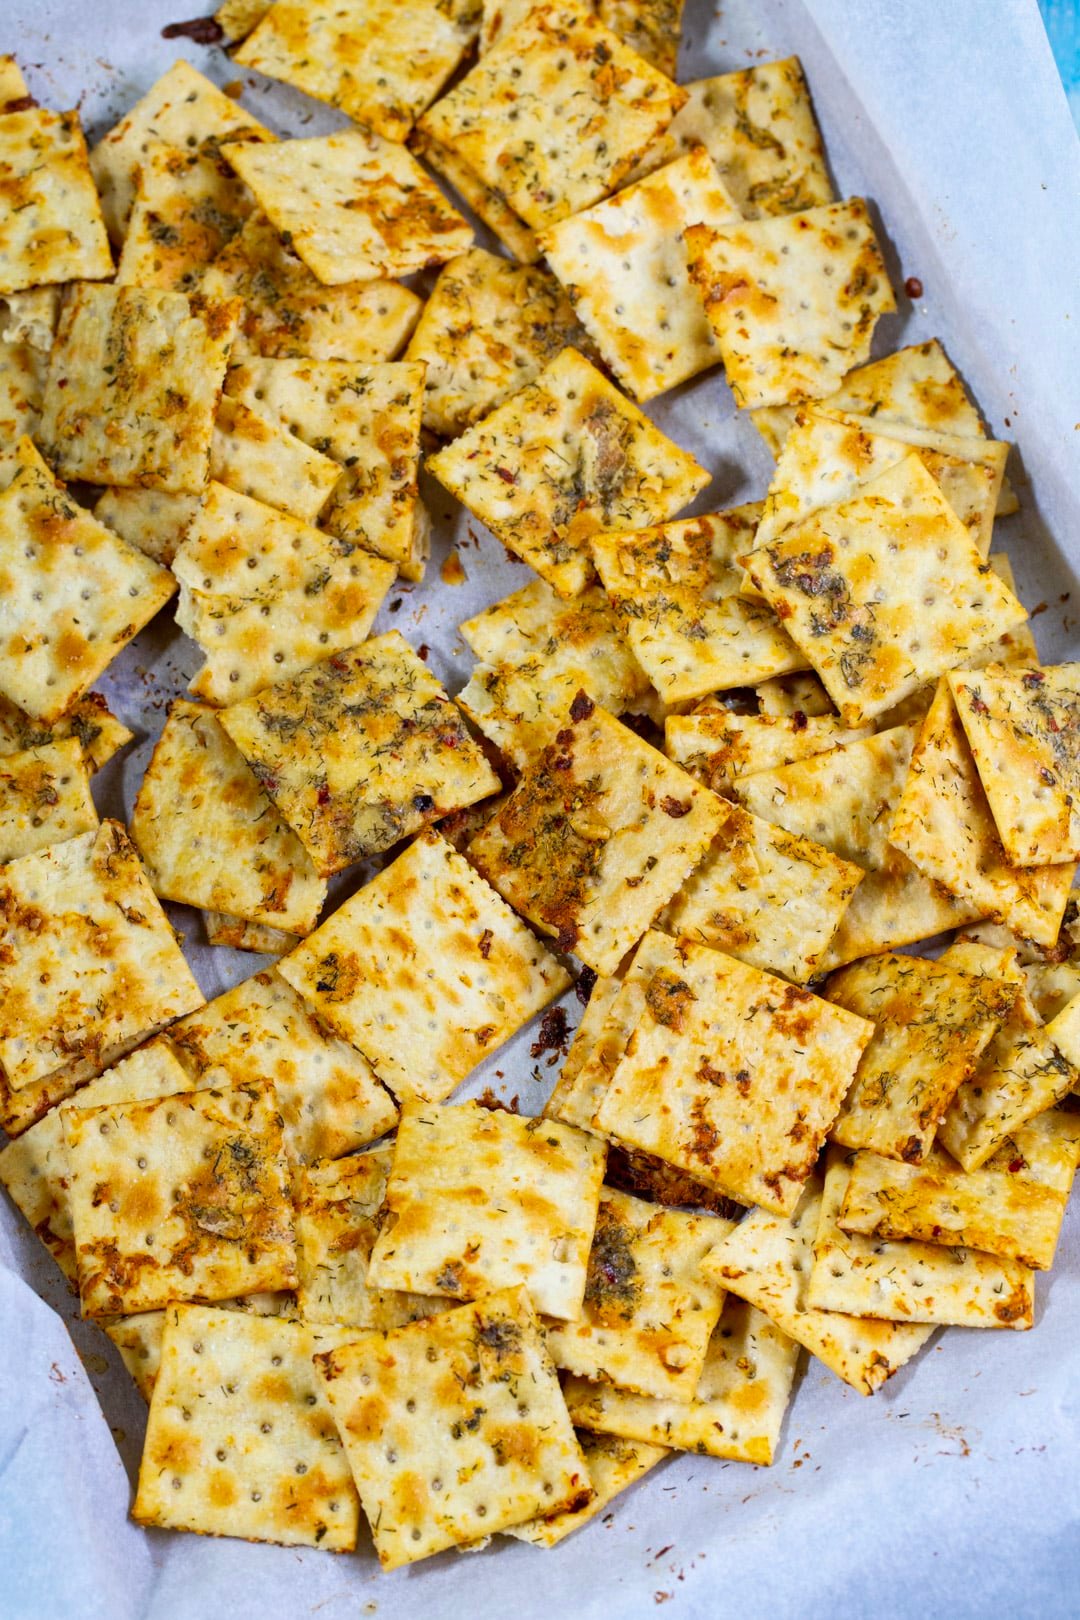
[0,3,1077,1575]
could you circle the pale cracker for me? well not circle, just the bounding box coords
[277,829,571,1103]
[404,246,587,437]
[685,199,895,410]
[664,709,868,793]
[663,798,864,984]
[817,858,981,973]
[703,1177,933,1395]
[172,482,395,706]
[216,0,272,41]
[88,59,272,243]
[93,486,201,566]
[0,736,96,863]
[366,1100,606,1319]
[806,1147,1035,1330]
[416,3,687,233]
[0,285,62,351]
[41,283,242,494]
[562,1296,800,1463]
[889,681,1075,948]
[210,396,341,523]
[115,143,257,292]
[104,1291,299,1404]
[201,213,421,363]
[0,820,203,1093]
[203,912,299,955]
[164,966,398,1165]
[218,633,498,876]
[837,1111,1080,1271]
[235,0,478,142]
[742,456,1028,726]
[428,346,710,597]
[543,1185,731,1398]
[540,147,738,402]
[0,337,44,480]
[469,695,725,975]
[0,108,112,295]
[130,699,326,934]
[315,1288,591,1567]
[0,690,132,775]
[225,130,473,286]
[593,937,872,1214]
[0,438,176,723]
[133,1305,360,1548]
[504,1430,668,1547]
[1024,960,1080,1024]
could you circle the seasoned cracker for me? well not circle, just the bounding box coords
[277,829,570,1103]
[0,690,132,776]
[203,911,299,955]
[664,709,868,793]
[366,1100,605,1318]
[210,396,342,523]
[428,347,710,597]
[164,967,398,1165]
[0,736,96,863]
[133,1305,360,1547]
[806,1147,1035,1330]
[41,283,241,494]
[404,247,587,437]
[130,699,326,935]
[0,338,44,479]
[540,147,738,401]
[482,0,686,76]
[562,1297,800,1463]
[663,798,863,983]
[0,54,29,107]
[457,661,611,770]
[316,1288,591,1567]
[0,108,112,295]
[755,671,834,716]
[172,482,395,706]
[593,936,872,1213]
[93,486,201,566]
[469,697,724,975]
[544,1186,731,1398]
[703,1177,933,1394]
[219,634,498,875]
[116,143,257,292]
[216,0,272,40]
[0,285,62,351]
[685,199,895,409]
[226,129,473,286]
[410,129,543,264]
[504,1430,668,1547]
[236,0,479,141]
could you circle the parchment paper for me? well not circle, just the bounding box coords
[1,1,1079,1615]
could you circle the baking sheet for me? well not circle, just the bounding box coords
[1,0,1079,1615]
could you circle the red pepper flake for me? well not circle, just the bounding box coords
[418,643,430,661]
[478,927,493,959]
[316,784,331,806]
[530,1005,569,1058]
[660,796,691,818]
[2,94,38,112]
[904,276,924,299]
[494,465,516,484]
[1023,669,1046,685]
[792,708,808,731]
[161,15,225,42]
[569,689,595,723]
[1008,1157,1025,1174]
[575,965,598,1005]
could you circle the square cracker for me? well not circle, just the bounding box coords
[235,0,478,142]
[685,199,895,410]
[742,456,1028,726]
[806,1147,1034,1330]
[105,1291,298,1405]
[593,937,872,1213]
[457,661,615,771]
[562,1296,800,1464]
[631,56,832,218]
[539,146,739,402]
[65,1080,297,1317]
[0,820,203,1093]
[0,108,112,295]
[165,967,398,1165]
[662,798,864,984]
[130,699,326,935]
[0,339,45,481]
[481,0,686,77]
[277,829,571,1103]
[948,663,1080,866]
[0,736,97,864]
[889,681,1075,948]
[664,709,869,794]
[504,1430,668,1547]
[88,59,273,243]
[203,912,299,955]
[218,633,499,876]
[0,439,176,724]
[202,213,421,363]
[825,951,1020,1164]
[404,247,587,438]
[0,1040,194,1285]
[210,396,342,524]
[543,1185,731,1399]
[115,144,257,293]
[366,1100,606,1319]
[172,482,395,705]
[416,3,686,234]
[93,486,201,566]
[296,1148,444,1329]
[468,695,725,975]
[316,1287,591,1566]
[225,130,473,287]
[592,506,807,704]
[703,1177,933,1394]
[838,1110,1080,1272]
[133,1305,360,1548]
[40,283,242,494]
[428,347,710,598]
[224,357,426,574]
[0,690,132,777]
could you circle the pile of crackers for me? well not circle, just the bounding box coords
[0,0,1078,1571]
